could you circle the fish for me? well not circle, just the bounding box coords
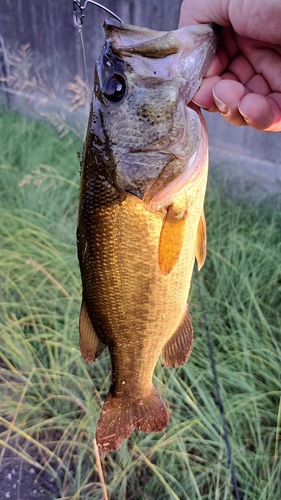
[77,19,219,452]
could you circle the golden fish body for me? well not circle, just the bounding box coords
[77,20,218,452]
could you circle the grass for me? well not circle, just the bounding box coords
[0,111,280,499]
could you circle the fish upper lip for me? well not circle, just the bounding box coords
[105,20,219,59]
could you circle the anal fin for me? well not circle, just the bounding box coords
[158,204,188,276]
[79,299,106,363]
[195,211,207,271]
[161,306,193,368]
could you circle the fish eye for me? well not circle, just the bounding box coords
[103,74,126,103]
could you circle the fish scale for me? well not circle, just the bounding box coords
[77,19,219,452]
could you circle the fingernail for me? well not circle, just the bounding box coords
[238,103,250,123]
[192,99,202,107]
[213,90,229,115]
[192,100,212,112]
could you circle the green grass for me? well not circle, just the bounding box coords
[0,111,280,500]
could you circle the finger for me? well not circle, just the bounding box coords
[178,1,281,44]
[245,74,271,95]
[227,54,255,84]
[204,45,231,77]
[236,38,281,92]
[220,27,240,59]
[238,93,281,132]
[192,74,243,112]
[192,75,221,110]
[212,80,249,125]
[178,0,231,28]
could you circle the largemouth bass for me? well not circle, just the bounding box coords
[77,19,218,452]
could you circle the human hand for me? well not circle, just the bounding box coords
[179,0,281,132]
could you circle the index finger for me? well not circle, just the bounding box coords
[178,0,231,28]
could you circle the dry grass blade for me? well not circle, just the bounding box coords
[274,397,281,460]
[0,367,36,466]
[0,111,280,499]
[26,259,71,298]
[1,44,89,137]
[93,439,109,500]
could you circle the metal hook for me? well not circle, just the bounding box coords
[73,0,84,28]
[73,0,123,28]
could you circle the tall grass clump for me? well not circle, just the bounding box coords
[0,111,280,500]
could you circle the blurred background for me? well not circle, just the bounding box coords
[0,2,280,500]
[0,0,280,199]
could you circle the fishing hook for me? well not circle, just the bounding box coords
[73,0,124,28]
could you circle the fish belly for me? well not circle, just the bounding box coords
[80,193,193,387]
[78,165,207,451]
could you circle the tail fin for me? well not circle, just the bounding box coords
[96,386,169,452]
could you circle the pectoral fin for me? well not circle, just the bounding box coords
[195,211,207,271]
[79,299,106,363]
[158,204,188,276]
[161,306,193,368]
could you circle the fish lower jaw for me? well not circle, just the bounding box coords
[149,116,208,207]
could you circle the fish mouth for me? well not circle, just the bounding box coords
[104,19,219,59]
[100,21,218,205]
[104,19,219,103]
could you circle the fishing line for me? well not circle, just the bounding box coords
[73,1,124,95]
[0,35,10,107]
[73,0,124,26]
[195,268,241,500]
[78,28,90,93]
[72,1,240,492]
